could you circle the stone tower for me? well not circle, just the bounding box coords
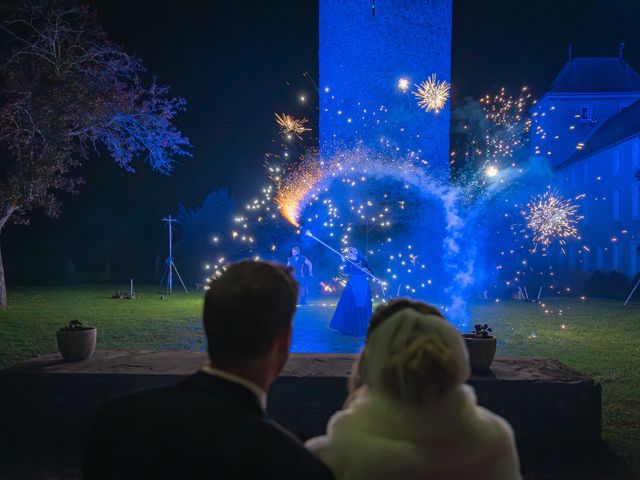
[319,0,452,181]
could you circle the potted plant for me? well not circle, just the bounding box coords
[462,324,496,373]
[57,320,97,362]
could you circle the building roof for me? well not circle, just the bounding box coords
[558,99,640,168]
[549,57,640,94]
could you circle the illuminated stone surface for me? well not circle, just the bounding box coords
[319,0,452,181]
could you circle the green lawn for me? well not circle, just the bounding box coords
[0,285,205,368]
[471,298,640,474]
[0,285,638,473]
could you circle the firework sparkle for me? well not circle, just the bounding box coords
[524,189,583,251]
[201,78,588,326]
[273,150,324,227]
[413,74,450,113]
[275,113,311,140]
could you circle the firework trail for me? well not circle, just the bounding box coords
[270,148,475,324]
[273,150,325,227]
[206,81,585,325]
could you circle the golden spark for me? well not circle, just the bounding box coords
[273,151,324,227]
[275,113,310,140]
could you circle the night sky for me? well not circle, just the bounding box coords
[4,0,640,285]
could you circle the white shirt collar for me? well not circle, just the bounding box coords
[200,364,267,411]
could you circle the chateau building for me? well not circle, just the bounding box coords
[531,53,640,278]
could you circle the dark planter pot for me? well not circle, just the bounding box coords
[56,328,97,362]
[462,334,497,373]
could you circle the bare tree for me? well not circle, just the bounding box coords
[0,1,191,305]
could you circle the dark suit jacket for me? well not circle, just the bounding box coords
[83,371,334,480]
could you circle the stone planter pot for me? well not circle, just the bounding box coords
[56,327,97,362]
[462,334,497,373]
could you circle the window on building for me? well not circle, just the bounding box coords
[571,165,578,187]
[580,105,592,122]
[633,185,640,219]
[612,244,621,272]
[633,140,640,170]
[630,242,640,276]
[582,196,589,224]
[613,188,623,221]
[596,245,604,270]
[613,149,623,175]
[582,249,590,272]
[569,245,577,269]
[583,160,589,183]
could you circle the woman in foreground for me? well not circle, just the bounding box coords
[307,299,522,480]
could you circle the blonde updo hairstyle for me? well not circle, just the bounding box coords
[355,299,469,406]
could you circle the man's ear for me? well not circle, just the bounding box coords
[280,323,293,353]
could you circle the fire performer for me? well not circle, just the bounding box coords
[330,247,373,337]
[287,246,313,305]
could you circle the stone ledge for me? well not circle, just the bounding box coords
[1,350,599,385]
[1,350,358,377]
[0,351,601,468]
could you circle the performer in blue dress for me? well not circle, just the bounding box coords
[330,247,373,337]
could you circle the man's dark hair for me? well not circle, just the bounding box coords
[203,261,298,363]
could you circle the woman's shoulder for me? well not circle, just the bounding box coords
[306,392,378,447]
[458,385,514,433]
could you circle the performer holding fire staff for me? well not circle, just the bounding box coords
[287,246,313,305]
[330,247,373,336]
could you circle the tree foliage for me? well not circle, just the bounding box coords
[177,189,234,282]
[0,0,191,221]
[0,0,191,305]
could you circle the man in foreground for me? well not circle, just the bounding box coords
[83,260,333,480]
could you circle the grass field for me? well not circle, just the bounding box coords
[0,284,638,473]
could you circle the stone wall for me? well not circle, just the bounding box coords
[0,352,601,469]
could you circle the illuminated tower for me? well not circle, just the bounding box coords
[319,0,452,181]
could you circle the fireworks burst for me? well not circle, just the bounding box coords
[451,86,533,179]
[481,87,531,128]
[524,190,583,250]
[413,74,450,113]
[201,79,571,323]
[479,86,532,160]
[275,113,310,139]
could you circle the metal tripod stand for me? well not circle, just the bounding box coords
[160,215,188,295]
[624,245,640,305]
